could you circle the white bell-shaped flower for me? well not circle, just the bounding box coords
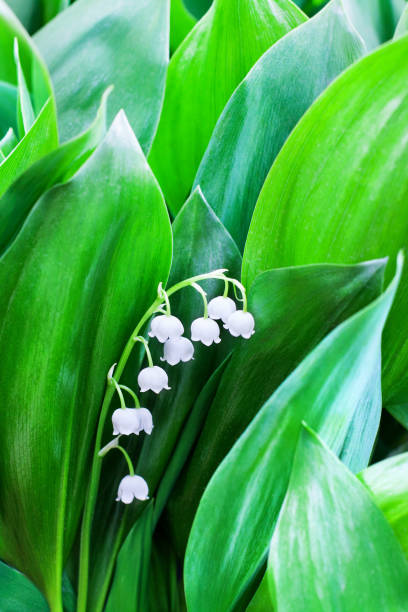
[224,310,255,339]
[161,336,194,366]
[116,475,149,504]
[191,317,221,346]
[112,408,153,435]
[149,314,184,343]
[138,365,170,394]
[208,296,236,324]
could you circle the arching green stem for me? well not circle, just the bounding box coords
[134,336,154,367]
[119,384,140,408]
[192,282,209,318]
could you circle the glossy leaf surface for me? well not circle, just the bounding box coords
[359,452,408,557]
[184,256,401,612]
[169,259,385,547]
[0,561,48,611]
[342,0,406,49]
[149,0,306,215]
[243,36,408,404]
[195,0,365,250]
[170,0,196,52]
[0,113,172,608]
[35,0,169,151]
[268,426,408,610]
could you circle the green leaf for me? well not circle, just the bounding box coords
[0,87,110,255]
[147,535,185,612]
[243,36,408,404]
[387,403,408,430]
[184,255,402,612]
[0,0,54,115]
[342,0,406,49]
[149,0,307,215]
[268,425,408,610]
[0,112,172,609]
[34,0,169,151]
[14,39,35,136]
[194,0,365,250]
[170,0,196,53]
[0,81,17,137]
[169,258,385,547]
[0,127,17,158]
[184,0,211,19]
[395,3,408,37]
[359,452,408,558]
[0,561,48,611]
[105,503,154,612]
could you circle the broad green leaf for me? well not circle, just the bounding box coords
[149,0,306,215]
[268,426,408,610]
[169,258,385,549]
[170,0,196,53]
[0,81,17,137]
[387,403,408,430]
[194,0,365,250]
[105,503,154,612]
[359,452,408,557]
[85,187,240,610]
[184,255,401,612]
[342,0,406,49]
[243,36,408,404]
[395,3,408,36]
[34,0,169,151]
[148,536,185,612]
[0,88,110,255]
[0,561,48,611]
[0,112,172,609]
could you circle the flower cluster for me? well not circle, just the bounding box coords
[99,270,255,504]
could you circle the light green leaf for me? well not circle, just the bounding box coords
[34,0,169,151]
[14,39,35,136]
[0,81,17,137]
[149,0,306,215]
[268,425,408,611]
[0,87,110,255]
[169,258,385,549]
[105,503,154,612]
[394,3,408,37]
[243,36,408,404]
[359,452,408,558]
[0,127,17,158]
[194,0,365,250]
[0,112,172,609]
[184,255,402,612]
[0,561,48,611]
[170,0,196,53]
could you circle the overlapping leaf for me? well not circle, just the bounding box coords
[195,0,365,250]
[170,0,196,52]
[268,426,408,610]
[149,0,306,215]
[243,35,408,404]
[0,113,172,608]
[184,255,401,612]
[168,258,385,549]
[342,0,406,49]
[34,0,169,151]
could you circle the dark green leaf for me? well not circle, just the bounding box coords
[195,0,365,250]
[243,36,408,404]
[0,112,172,608]
[169,259,385,546]
[0,562,48,611]
[184,255,401,612]
[268,425,408,610]
[34,0,169,151]
[105,503,154,612]
[0,81,17,138]
[149,0,306,215]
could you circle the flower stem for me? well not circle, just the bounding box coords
[158,282,171,315]
[134,336,154,367]
[76,269,228,611]
[116,446,135,476]
[119,384,140,408]
[220,275,247,311]
[192,282,208,318]
[111,377,126,409]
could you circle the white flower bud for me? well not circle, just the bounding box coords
[116,475,149,504]
[148,314,184,343]
[161,336,194,366]
[224,310,255,339]
[208,296,236,324]
[112,407,153,435]
[191,317,221,346]
[138,366,170,394]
